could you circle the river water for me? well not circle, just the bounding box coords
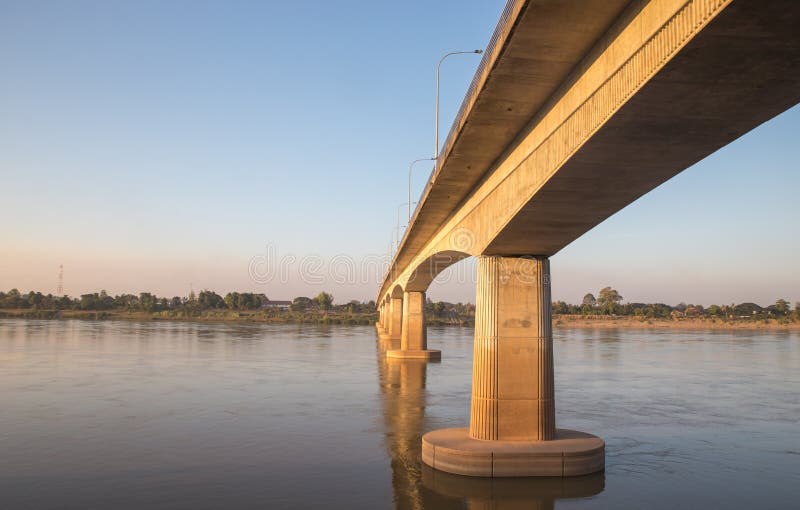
[0,319,798,509]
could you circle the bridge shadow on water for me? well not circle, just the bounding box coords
[375,335,604,509]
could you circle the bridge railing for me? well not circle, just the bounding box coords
[409,0,521,224]
[386,0,522,298]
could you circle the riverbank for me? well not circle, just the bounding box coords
[553,314,800,330]
[0,308,379,325]
[2,309,798,330]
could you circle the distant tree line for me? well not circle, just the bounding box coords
[552,286,799,321]
[0,289,376,314]
[425,300,476,325]
[2,287,798,323]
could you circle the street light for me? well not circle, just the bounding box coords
[404,50,482,227]
[408,158,433,222]
[435,49,483,159]
[396,201,417,254]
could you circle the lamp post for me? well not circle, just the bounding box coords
[408,158,433,223]
[396,201,417,254]
[404,50,483,229]
[435,49,483,159]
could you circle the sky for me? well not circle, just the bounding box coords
[1,0,798,307]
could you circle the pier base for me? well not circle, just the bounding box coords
[386,349,441,360]
[422,428,604,477]
[386,290,441,360]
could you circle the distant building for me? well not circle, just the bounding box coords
[262,300,292,310]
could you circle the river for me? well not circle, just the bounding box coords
[0,319,798,509]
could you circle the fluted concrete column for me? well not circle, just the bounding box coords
[388,291,440,360]
[376,302,385,333]
[389,297,403,339]
[470,255,555,441]
[401,291,427,351]
[422,255,604,476]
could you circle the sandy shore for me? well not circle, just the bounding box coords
[1,309,798,331]
[553,314,800,331]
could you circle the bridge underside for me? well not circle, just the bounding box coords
[399,0,633,269]
[487,0,800,255]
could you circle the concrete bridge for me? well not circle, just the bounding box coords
[375,0,800,477]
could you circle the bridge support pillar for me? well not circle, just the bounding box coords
[422,256,604,477]
[377,302,388,336]
[387,291,441,360]
[387,296,403,340]
[376,303,384,333]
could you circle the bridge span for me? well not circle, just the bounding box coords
[375,0,800,477]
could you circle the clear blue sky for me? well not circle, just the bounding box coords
[1,0,798,307]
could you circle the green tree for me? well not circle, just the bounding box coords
[315,291,333,311]
[224,292,240,309]
[597,287,623,314]
[115,293,139,310]
[238,293,265,310]
[580,293,596,314]
[552,300,570,314]
[198,290,225,309]
[98,290,114,310]
[774,299,791,315]
[342,300,359,314]
[58,295,75,309]
[27,291,44,308]
[2,289,22,308]
[79,293,100,310]
[139,292,157,312]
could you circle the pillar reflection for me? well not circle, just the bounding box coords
[421,465,605,510]
[376,335,458,510]
[375,333,604,509]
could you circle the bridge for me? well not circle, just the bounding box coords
[375,0,800,477]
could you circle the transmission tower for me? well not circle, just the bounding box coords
[57,264,64,297]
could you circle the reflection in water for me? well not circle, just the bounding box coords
[375,335,604,509]
[376,336,438,509]
[422,466,603,510]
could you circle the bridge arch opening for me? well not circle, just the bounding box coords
[390,284,404,299]
[404,250,472,293]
